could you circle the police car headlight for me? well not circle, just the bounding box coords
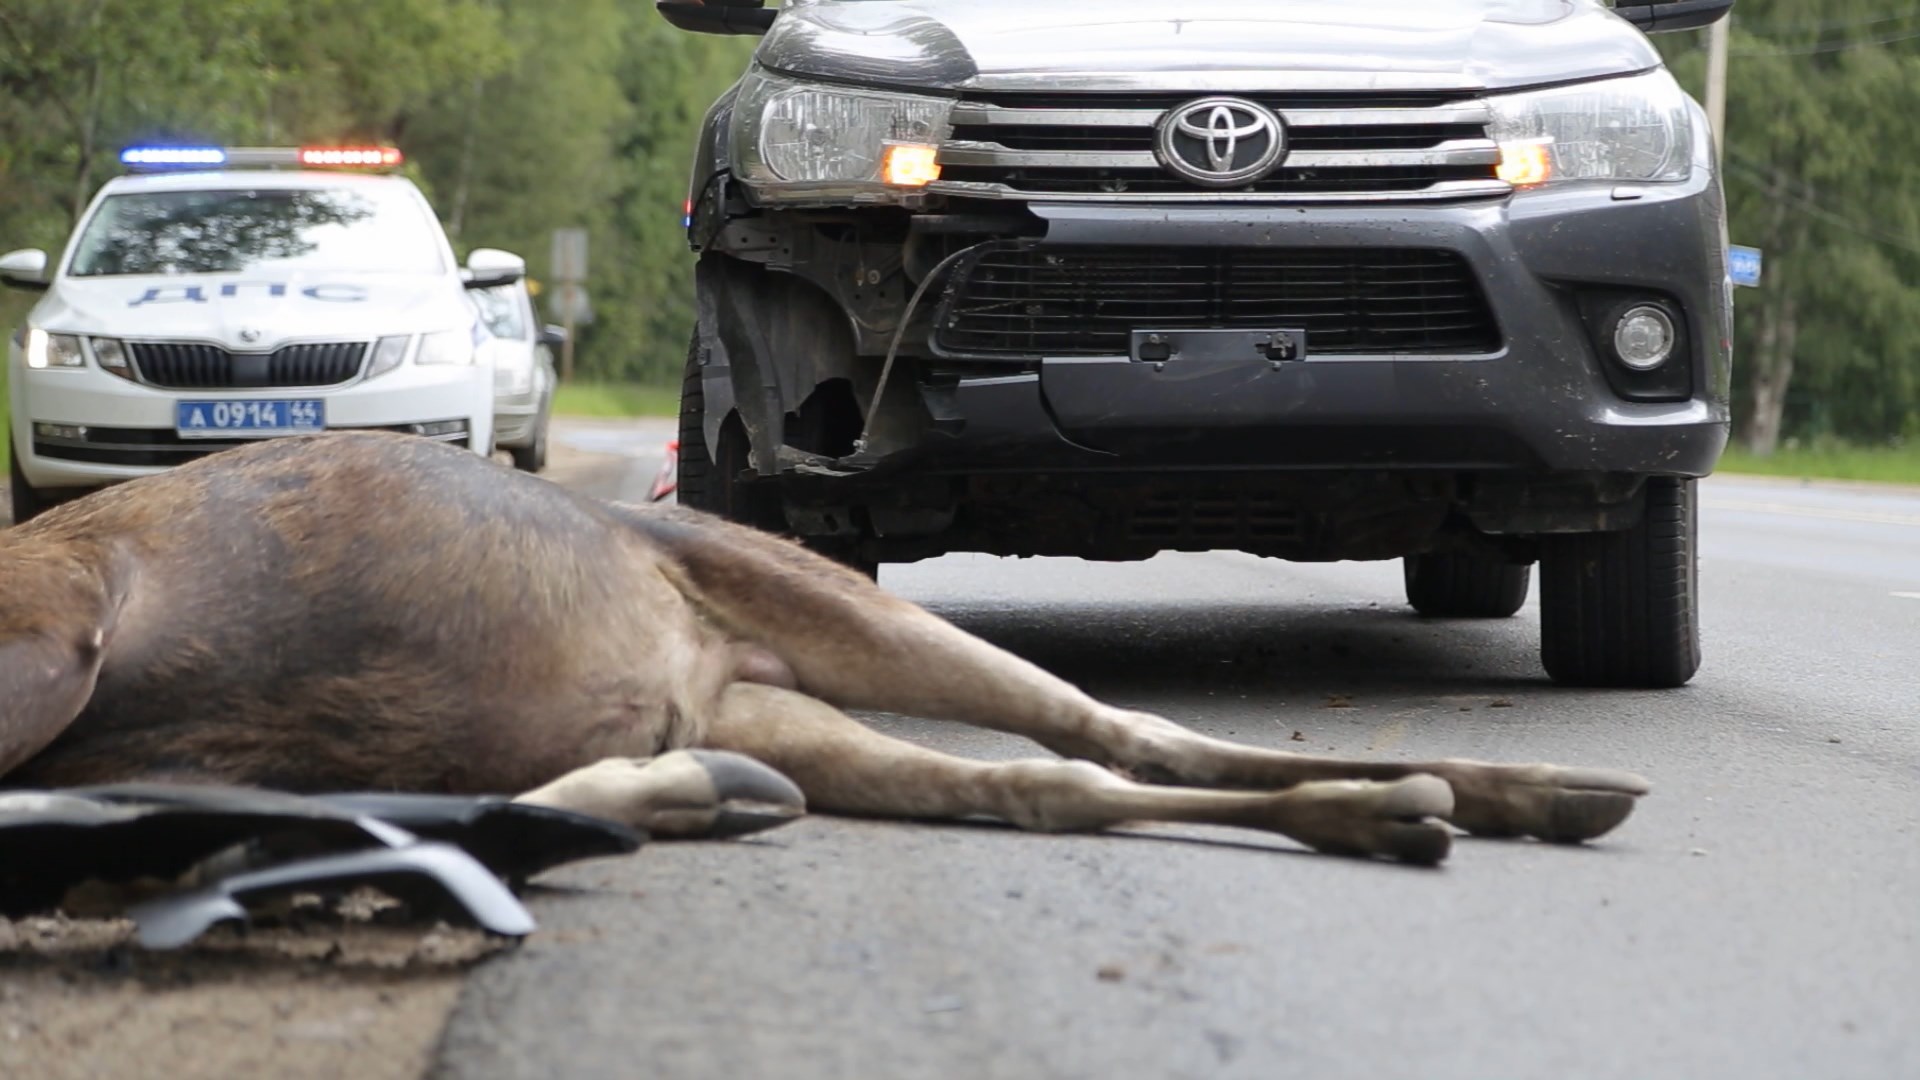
[366,335,411,380]
[1489,69,1694,187]
[733,68,951,203]
[89,338,137,382]
[494,362,534,395]
[25,329,86,370]
[415,328,475,366]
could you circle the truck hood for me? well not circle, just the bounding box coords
[760,0,1659,94]
[27,271,474,351]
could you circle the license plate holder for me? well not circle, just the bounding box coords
[1129,328,1309,364]
[175,399,326,439]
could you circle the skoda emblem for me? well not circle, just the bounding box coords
[1155,97,1287,188]
[239,327,263,344]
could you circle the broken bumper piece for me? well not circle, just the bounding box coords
[0,784,642,947]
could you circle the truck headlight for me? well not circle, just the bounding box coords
[24,329,86,369]
[1488,69,1694,187]
[733,68,952,202]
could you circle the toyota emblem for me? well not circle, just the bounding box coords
[1155,97,1287,188]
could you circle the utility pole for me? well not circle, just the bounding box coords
[1705,15,1730,161]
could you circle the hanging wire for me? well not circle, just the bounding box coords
[852,243,989,456]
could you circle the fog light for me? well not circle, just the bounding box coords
[33,422,87,440]
[1612,305,1676,370]
[410,420,468,438]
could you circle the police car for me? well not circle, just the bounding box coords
[1,145,519,521]
[472,278,562,473]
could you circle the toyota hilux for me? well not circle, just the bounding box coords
[659,0,1736,687]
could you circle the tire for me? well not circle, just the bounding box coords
[8,451,58,525]
[510,415,549,473]
[677,334,717,512]
[1403,550,1531,618]
[1539,476,1700,688]
[676,332,780,530]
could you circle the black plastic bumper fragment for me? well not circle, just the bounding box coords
[0,784,641,943]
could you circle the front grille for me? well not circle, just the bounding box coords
[33,423,468,468]
[933,93,1507,203]
[128,341,369,389]
[935,246,1501,358]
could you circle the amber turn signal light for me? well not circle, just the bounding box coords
[883,143,941,187]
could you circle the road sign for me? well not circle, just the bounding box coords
[548,282,594,327]
[1729,244,1763,288]
[551,228,589,283]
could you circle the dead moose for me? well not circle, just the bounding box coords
[0,432,1649,866]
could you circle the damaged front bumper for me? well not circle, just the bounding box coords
[884,179,1731,479]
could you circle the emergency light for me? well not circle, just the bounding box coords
[118,145,405,172]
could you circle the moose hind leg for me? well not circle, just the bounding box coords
[698,683,1456,864]
[514,750,806,840]
[628,507,1646,845]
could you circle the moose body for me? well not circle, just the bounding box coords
[2,433,1649,863]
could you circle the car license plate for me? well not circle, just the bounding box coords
[175,399,326,439]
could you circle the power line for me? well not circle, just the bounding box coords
[1734,7,1920,33]
[1729,25,1920,55]
[1724,158,1920,256]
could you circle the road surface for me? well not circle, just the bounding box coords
[433,419,1919,1080]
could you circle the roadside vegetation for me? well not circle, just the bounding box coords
[552,382,678,419]
[1717,442,1920,486]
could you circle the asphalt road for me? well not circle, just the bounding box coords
[435,420,1919,1080]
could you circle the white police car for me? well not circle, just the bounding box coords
[2,145,520,521]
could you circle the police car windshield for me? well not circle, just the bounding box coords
[67,186,445,278]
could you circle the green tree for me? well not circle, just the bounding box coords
[1663,2,1920,453]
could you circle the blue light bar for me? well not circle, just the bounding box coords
[120,146,228,167]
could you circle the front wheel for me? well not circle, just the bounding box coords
[1538,476,1701,688]
[676,332,780,530]
[509,415,549,473]
[8,452,61,525]
[1403,550,1531,618]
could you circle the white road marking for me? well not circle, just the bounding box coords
[1704,498,1920,528]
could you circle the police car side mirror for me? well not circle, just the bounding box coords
[538,324,569,349]
[1613,0,1735,33]
[0,249,49,292]
[463,248,526,290]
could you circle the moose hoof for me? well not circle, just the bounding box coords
[1444,763,1649,844]
[684,749,807,838]
[1290,774,1456,866]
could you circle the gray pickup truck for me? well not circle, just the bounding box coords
[660,0,1735,688]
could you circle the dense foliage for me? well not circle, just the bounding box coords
[1,1,1914,452]
[1660,1,1920,451]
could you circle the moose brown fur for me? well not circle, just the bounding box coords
[0,432,1649,864]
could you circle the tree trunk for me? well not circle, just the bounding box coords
[67,48,104,227]
[447,76,484,241]
[1742,292,1797,456]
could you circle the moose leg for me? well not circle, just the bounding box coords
[695,683,1457,864]
[514,749,806,840]
[634,507,1648,844]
